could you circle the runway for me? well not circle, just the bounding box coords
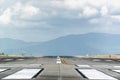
[0,56,119,80]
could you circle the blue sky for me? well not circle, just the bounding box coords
[0,0,120,42]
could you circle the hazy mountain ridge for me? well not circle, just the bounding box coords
[1,33,120,56]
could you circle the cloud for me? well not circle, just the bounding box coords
[14,2,39,19]
[0,0,120,42]
[50,0,120,18]
[0,8,12,24]
[100,6,108,16]
[110,15,120,21]
[0,0,8,4]
[50,0,104,18]
[79,7,98,18]
[0,1,40,25]
[63,0,85,10]
[109,0,120,12]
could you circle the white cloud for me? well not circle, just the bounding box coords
[14,2,39,19]
[0,8,12,24]
[50,0,120,18]
[51,0,105,18]
[0,0,120,42]
[110,15,120,21]
[80,7,98,18]
[0,0,8,4]
[64,0,85,10]
[51,0,107,9]
[100,6,108,16]
[87,0,107,8]
[21,5,39,18]
[51,0,87,10]
[109,0,120,12]
[50,0,63,8]
[0,1,40,25]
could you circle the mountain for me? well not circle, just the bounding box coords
[1,33,120,56]
[0,38,39,54]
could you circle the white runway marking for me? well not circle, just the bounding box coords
[56,60,61,64]
[56,56,61,64]
[92,65,109,68]
[76,65,91,68]
[0,64,41,67]
[92,59,101,61]
[3,69,42,79]
[78,69,117,80]
[0,69,8,72]
[105,60,113,61]
[112,70,120,73]
[3,59,13,61]
[113,66,120,68]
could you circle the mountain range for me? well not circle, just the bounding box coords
[1,33,120,56]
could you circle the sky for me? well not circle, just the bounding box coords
[0,0,120,42]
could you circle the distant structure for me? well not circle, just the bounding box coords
[56,56,61,64]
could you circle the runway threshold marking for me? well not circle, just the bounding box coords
[76,65,91,68]
[77,69,117,80]
[0,64,41,67]
[3,69,43,79]
[92,59,101,62]
[0,69,8,72]
[113,66,120,68]
[112,70,120,73]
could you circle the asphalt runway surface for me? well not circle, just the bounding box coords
[0,56,119,80]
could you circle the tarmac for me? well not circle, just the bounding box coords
[0,56,119,80]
